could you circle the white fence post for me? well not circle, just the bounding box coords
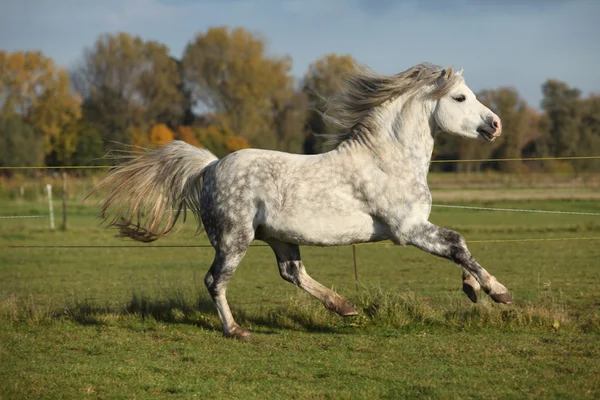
[46,184,55,231]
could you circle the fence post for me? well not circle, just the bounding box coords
[353,244,359,292]
[61,172,67,231]
[46,184,55,231]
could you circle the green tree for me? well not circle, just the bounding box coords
[540,80,582,158]
[182,26,294,145]
[478,88,529,173]
[301,53,360,153]
[71,121,107,168]
[0,116,43,170]
[577,95,600,171]
[72,32,183,146]
[272,90,308,153]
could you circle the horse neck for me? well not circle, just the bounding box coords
[339,94,436,179]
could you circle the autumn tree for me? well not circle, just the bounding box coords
[182,26,294,146]
[72,32,183,146]
[0,50,81,163]
[175,126,200,147]
[272,90,308,153]
[149,124,175,147]
[193,125,250,158]
[301,53,360,153]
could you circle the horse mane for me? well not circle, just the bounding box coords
[319,62,464,146]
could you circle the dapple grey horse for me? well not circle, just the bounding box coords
[94,63,512,340]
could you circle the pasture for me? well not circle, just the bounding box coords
[1,176,600,399]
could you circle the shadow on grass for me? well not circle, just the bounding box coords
[237,304,346,335]
[60,290,223,332]
[15,288,350,335]
[2,284,599,335]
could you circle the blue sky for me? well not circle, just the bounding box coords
[1,0,598,108]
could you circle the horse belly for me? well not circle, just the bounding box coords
[264,209,388,246]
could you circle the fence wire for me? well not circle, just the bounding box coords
[2,154,599,249]
[3,203,600,220]
[1,155,600,170]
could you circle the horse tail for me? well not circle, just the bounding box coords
[91,140,219,243]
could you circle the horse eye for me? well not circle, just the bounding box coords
[453,95,466,102]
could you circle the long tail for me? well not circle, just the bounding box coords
[91,140,218,242]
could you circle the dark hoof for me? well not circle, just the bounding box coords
[462,282,479,303]
[327,298,358,317]
[224,327,252,341]
[490,292,513,304]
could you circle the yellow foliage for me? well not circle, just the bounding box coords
[182,26,293,139]
[0,50,81,159]
[149,124,174,147]
[303,53,360,101]
[176,126,200,147]
[225,136,250,152]
[130,127,150,148]
[192,124,251,157]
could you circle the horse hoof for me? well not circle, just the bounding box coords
[334,300,358,317]
[490,292,513,304]
[462,282,479,303]
[224,327,252,341]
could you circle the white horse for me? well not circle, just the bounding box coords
[94,63,512,340]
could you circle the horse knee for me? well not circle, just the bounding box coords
[439,230,471,264]
[278,261,302,285]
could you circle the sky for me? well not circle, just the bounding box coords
[1,0,598,108]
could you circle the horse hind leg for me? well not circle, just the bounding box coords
[267,239,358,316]
[204,249,251,340]
[203,213,253,340]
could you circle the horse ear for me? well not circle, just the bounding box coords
[437,69,447,86]
[457,67,464,76]
[445,66,454,79]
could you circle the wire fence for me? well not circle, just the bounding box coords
[1,155,600,170]
[3,203,600,220]
[2,155,599,251]
[4,236,600,250]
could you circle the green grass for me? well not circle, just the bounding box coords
[1,195,600,399]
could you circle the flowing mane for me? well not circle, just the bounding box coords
[320,62,464,145]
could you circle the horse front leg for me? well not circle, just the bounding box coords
[406,222,513,304]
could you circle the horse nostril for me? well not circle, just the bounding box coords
[492,120,499,129]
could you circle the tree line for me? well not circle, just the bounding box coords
[1,26,598,173]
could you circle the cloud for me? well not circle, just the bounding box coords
[0,0,598,107]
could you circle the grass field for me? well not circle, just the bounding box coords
[1,179,600,399]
